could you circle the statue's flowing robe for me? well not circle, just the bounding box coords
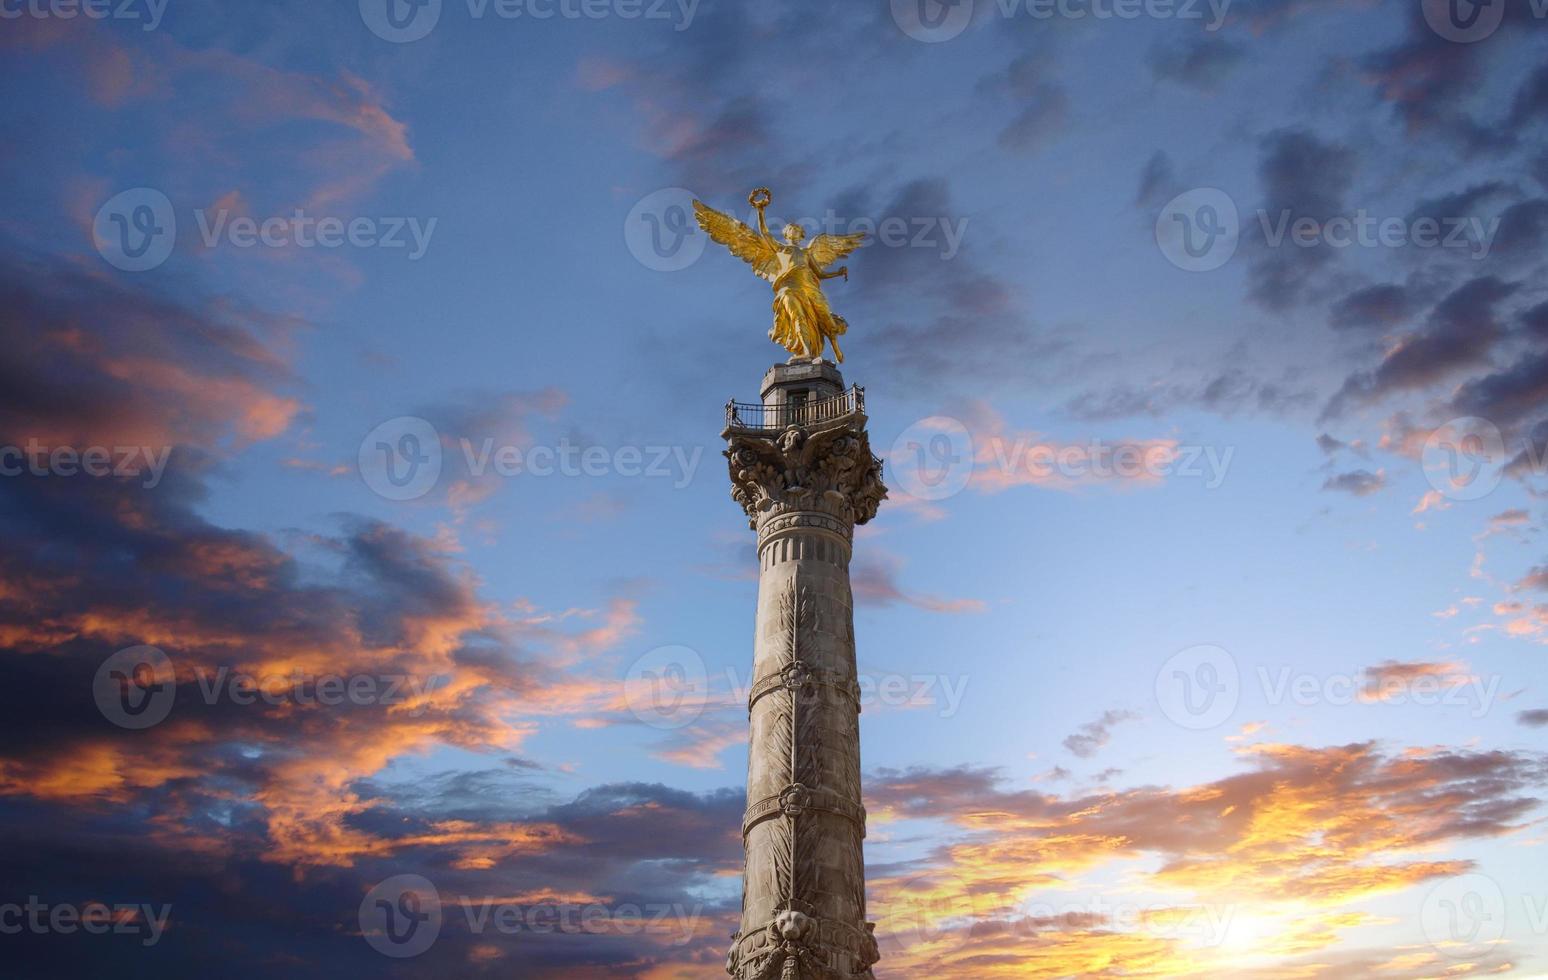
[768,256,846,361]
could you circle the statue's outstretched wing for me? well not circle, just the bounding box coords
[693,200,778,280]
[807,232,866,269]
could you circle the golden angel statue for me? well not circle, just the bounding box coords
[694,188,865,363]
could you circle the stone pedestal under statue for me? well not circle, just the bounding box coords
[722,359,887,980]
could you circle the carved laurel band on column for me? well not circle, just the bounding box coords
[742,784,868,838]
[745,663,863,715]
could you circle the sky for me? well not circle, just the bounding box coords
[1,0,1547,976]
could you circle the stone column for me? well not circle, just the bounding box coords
[723,360,887,980]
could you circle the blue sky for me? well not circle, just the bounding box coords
[2,0,1547,976]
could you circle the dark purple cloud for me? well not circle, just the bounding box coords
[1323,276,1519,419]
[1243,129,1357,311]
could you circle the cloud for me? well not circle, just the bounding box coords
[400,388,569,519]
[1328,283,1420,332]
[1450,349,1548,434]
[0,458,591,864]
[849,179,1061,391]
[944,400,1188,493]
[851,552,987,614]
[1505,419,1548,479]
[866,742,1547,975]
[14,26,416,218]
[1065,369,1314,421]
[1323,276,1519,419]
[0,258,302,452]
[1316,433,1346,455]
[1243,129,1357,311]
[1493,197,1548,255]
[649,718,747,770]
[1355,660,1472,702]
[1411,489,1449,515]
[1518,709,1548,727]
[1321,469,1386,496]
[1148,37,1244,91]
[1403,180,1511,228]
[1516,564,1548,592]
[1062,710,1141,759]
[1360,5,1488,140]
[985,53,1070,153]
[1524,299,1548,339]
[2,775,744,977]
[1135,150,1177,210]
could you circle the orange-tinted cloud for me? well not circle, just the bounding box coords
[865,742,1545,976]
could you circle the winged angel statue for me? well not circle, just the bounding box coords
[693,188,866,363]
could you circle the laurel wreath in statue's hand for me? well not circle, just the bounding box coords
[748,187,772,210]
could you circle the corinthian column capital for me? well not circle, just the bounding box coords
[723,404,887,536]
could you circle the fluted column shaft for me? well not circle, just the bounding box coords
[723,362,886,980]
